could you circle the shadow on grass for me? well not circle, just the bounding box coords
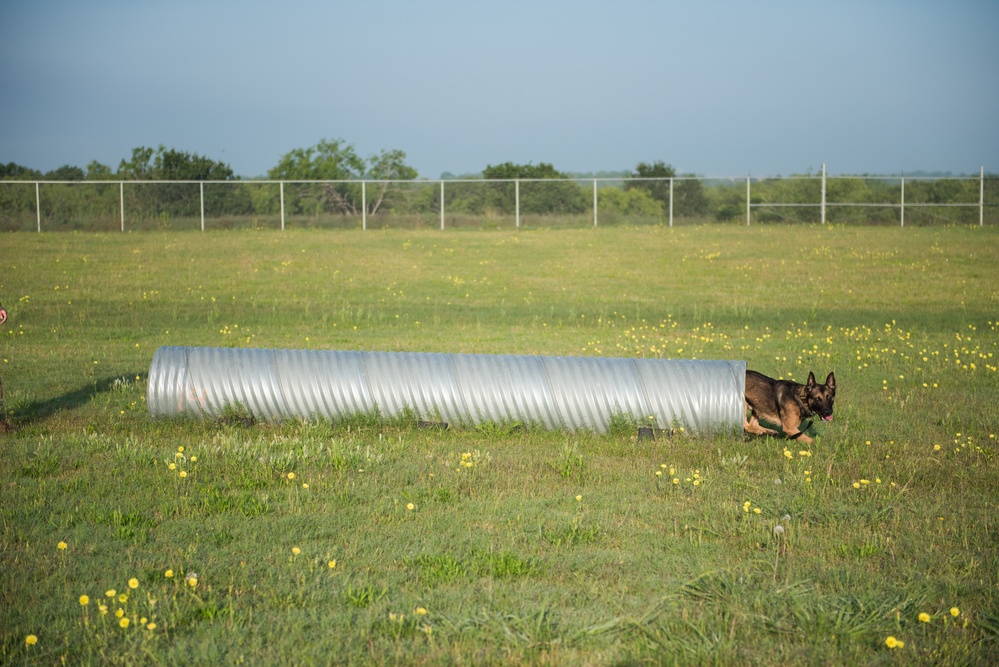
[5,374,147,427]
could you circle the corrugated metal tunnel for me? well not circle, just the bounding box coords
[147,346,746,434]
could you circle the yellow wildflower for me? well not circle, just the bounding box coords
[291,547,301,556]
[128,578,139,589]
[25,635,38,646]
[950,607,960,617]
[119,617,130,629]
[885,636,904,649]
[918,612,931,623]
[79,595,89,606]
[57,541,68,550]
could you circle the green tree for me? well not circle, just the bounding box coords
[86,161,115,180]
[268,139,417,216]
[626,160,674,209]
[45,165,85,181]
[0,162,41,180]
[480,162,587,214]
[626,161,708,218]
[116,145,245,220]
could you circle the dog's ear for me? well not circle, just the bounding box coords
[806,371,816,387]
[825,372,836,391]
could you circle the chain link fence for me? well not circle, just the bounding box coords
[1,170,994,232]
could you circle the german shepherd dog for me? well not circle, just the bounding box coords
[744,370,835,444]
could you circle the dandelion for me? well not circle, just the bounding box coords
[185,573,198,587]
[934,444,941,451]
[115,608,125,618]
[291,547,301,556]
[190,456,197,462]
[98,605,108,615]
[25,635,38,646]
[919,612,931,623]
[672,478,679,485]
[575,495,582,502]
[164,569,174,578]
[105,589,116,598]
[179,471,187,478]
[885,636,904,649]
[168,463,177,470]
[302,483,309,489]
[58,541,68,550]
[128,578,139,589]
[119,593,128,603]
[177,446,184,453]
[655,470,663,477]
[287,472,296,480]
[415,607,428,615]
[328,560,337,569]
[146,622,157,631]
[950,607,960,617]
[773,525,784,535]
[853,482,861,489]
[79,594,90,606]
[753,508,762,514]
[119,617,130,629]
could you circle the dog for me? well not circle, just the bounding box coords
[744,370,835,444]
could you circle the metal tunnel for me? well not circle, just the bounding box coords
[147,346,746,434]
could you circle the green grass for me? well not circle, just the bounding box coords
[1,225,998,665]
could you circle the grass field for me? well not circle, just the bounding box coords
[1,225,998,665]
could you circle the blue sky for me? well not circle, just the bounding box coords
[1,0,996,178]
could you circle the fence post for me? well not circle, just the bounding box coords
[900,176,905,227]
[440,180,445,230]
[515,179,520,229]
[746,176,751,226]
[821,163,827,224]
[362,181,367,231]
[593,179,598,228]
[279,181,285,231]
[200,181,205,232]
[669,178,674,228]
[35,182,41,233]
[120,182,125,232]
[981,166,985,227]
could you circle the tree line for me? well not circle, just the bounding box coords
[1,140,993,228]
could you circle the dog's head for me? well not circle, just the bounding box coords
[805,372,836,421]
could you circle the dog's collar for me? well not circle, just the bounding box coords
[788,419,814,440]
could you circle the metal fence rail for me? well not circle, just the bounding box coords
[0,164,993,231]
